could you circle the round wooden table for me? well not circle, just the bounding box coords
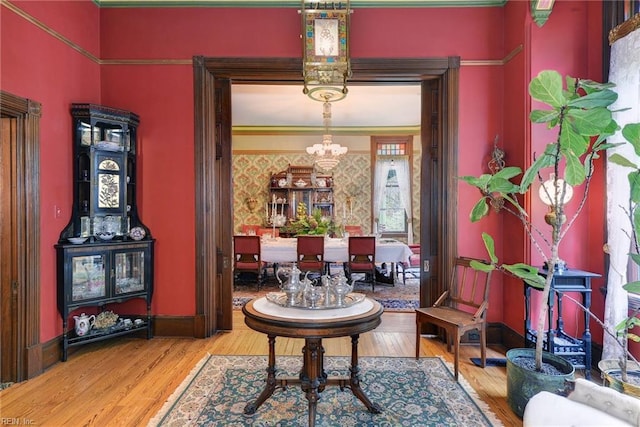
[242,296,384,427]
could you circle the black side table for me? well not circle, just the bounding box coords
[524,268,601,379]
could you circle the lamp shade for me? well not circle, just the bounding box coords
[301,1,351,101]
[538,174,573,206]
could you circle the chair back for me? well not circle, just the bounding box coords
[344,225,363,236]
[233,235,261,268]
[348,236,376,269]
[257,228,279,237]
[442,257,492,319]
[296,236,325,273]
[241,224,261,235]
[408,244,421,267]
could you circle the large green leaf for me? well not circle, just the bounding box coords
[563,152,587,186]
[504,263,544,288]
[559,121,589,157]
[623,281,640,294]
[529,70,565,108]
[459,174,492,192]
[493,166,522,180]
[623,123,640,156]
[520,146,556,191]
[565,107,613,136]
[470,198,490,222]
[578,78,616,92]
[487,177,520,194]
[629,171,640,204]
[609,153,637,169]
[567,88,617,108]
[470,259,494,272]
[530,109,559,123]
[480,232,498,264]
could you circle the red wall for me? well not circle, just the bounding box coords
[0,0,604,343]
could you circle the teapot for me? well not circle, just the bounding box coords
[332,272,353,307]
[277,263,303,306]
[73,313,95,336]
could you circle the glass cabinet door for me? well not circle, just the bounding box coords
[71,254,107,301]
[114,250,145,295]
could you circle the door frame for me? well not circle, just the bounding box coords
[0,91,42,381]
[193,57,459,335]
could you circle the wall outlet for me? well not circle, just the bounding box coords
[54,205,62,218]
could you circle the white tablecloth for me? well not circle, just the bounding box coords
[260,237,413,264]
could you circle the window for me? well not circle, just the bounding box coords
[372,136,413,242]
[378,168,407,233]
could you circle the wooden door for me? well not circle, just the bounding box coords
[1,117,17,382]
[0,91,42,381]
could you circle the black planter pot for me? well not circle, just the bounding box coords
[506,348,575,417]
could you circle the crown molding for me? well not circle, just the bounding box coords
[232,125,421,136]
[94,0,507,8]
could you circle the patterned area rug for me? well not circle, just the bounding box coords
[149,355,503,427]
[233,272,419,312]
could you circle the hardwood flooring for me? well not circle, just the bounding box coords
[0,311,522,426]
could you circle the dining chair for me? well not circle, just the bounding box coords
[344,225,363,236]
[296,236,326,276]
[256,228,279,238]
[233,235,265,290]
[415,256,492,381]
[346,236,377,291]
[398,244,421,284]
[241,224,261,236]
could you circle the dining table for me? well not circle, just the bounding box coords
[260,236,414,265]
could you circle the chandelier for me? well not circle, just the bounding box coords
[306,93,347,171]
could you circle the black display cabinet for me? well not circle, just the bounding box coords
[56,104,154,361]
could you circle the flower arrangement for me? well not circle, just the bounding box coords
[283,202,336,236]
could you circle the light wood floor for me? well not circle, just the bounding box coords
[0,311,522,426]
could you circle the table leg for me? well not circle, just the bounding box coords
[244,335,278,415]
[300,338,326,427]
[347,334,382,414]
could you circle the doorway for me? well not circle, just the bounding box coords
[0,91,42,382]
[192,57,460,336]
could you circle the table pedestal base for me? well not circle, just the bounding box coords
[244,334,381,427]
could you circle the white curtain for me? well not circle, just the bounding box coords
[373,157,413,243]
[373,160,392,234]
[394,157,414,244]
[604,24,640,360]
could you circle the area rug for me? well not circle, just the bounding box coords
[233,274,419,312]
[149,354,503,427]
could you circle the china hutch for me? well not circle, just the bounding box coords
[268,164,334,223]
[55,104,154,361]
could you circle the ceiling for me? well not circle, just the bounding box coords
[232,84,422,128]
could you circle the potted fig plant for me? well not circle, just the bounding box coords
[461,70,633,416]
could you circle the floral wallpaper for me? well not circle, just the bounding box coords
[232,152,421,242]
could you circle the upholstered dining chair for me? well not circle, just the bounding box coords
[344,225,364,236]
[415,256,493,381]
[241,224,261,235]
[346,236,377,290]
[296,236,326,276]
[256,228,279,238]
[233,235,265,290]
[398,244,421,284]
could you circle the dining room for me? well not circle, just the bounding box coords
[230,83,423,309]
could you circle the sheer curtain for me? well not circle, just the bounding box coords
[604,21,640,360]
[373,157,413,243]
[373,159,392,234]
